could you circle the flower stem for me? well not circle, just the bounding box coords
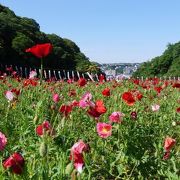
[5,103,10,135]
[40,58,43,84]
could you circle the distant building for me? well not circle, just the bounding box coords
[123,66,133,75]
[104,69,116,77]
[101,62,141,78]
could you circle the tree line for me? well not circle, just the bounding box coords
[133,42,180,77]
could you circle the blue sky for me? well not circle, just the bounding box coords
[1,0,180,63]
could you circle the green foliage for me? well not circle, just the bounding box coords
[0,77,180,179]
[133,42,180,77]
[12,32,34,55]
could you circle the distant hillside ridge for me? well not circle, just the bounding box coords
[132,42,180,77]
[0,4,100,73]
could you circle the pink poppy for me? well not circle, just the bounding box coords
[151,104,160,112]
[79,99,89,108]
[29,70,37,79]
[5,90,14,102]
[52,93,60,103]
[71,140,89,154]
[109,112,124,123]
[6,66,13,72]
[79,92,93,108]
[0,132,7,151]
[67,79,73,84]
[70,140,89,173]
[163,137,176,160]
[97,122,112,138]
[164,137,176,152]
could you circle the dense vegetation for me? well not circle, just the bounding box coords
[0,75,180,179]
[0,4,99,73]
[133,43,180,77]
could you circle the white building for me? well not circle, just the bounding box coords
[104,69,116,77]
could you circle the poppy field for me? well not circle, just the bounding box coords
[0,71,180,180]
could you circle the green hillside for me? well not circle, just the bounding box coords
[0,4,95,72]
[133,42,180,77]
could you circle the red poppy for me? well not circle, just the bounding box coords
[163,151,170,160]
[12,71,18,77]
[176,107,180,113]
[36,121,54,136]
[59,104,72,116]
[78,78,86,87]
[69,89,76,96]
[3,152,25,174]
[95,100,107,114]
[26,43,53,58]
[141,84,150,89]
[154,86,163,94]
[135,91,143,101]
[122,92,135,106]
[172,83,180,88]
[99,74,105,82]
[23,79,38,87]
[133,79,140,85]
[102,88,110,96]
[87,108,102,118]
[11,88,20,96]
[87,100,106,118]
[152,78,159,85]
[71,100,79,107]
[130,111,137,120]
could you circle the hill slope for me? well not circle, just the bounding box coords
[133,42,180,77]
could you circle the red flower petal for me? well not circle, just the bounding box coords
[26,43,53,58]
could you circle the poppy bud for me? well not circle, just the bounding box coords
[172,121,176,126]
[65,162,74,175]
[51,105,56,110]
[39,142,47,157]
[33,115,38,124]
[130,111,137,120]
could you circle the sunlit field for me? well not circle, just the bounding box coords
[0,71,180,179]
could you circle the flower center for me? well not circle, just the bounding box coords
[102,128,108,133]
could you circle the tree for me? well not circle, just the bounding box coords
[12,32,34,55]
